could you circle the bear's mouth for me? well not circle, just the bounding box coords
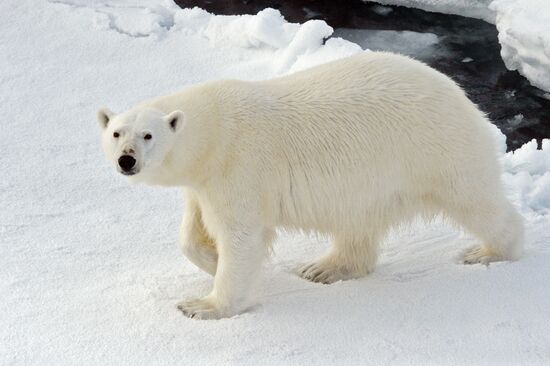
[119,169,138,176]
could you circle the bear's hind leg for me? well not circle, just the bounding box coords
[299,234,380,284]
[444,195,524,265]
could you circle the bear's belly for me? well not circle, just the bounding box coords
[270,166,431,234]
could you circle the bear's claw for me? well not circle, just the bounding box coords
[299,259,347,284]
[460,245,502,265]
[177,297,221,320]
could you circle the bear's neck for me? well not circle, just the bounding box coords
[133,81,232,188]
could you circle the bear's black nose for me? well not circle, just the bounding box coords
[118,155,136,172]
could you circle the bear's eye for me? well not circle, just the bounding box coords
[113,132,119,138]
[144,133,152,140]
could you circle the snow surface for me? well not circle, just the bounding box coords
[370,0,550,93]
[1,1,550,365]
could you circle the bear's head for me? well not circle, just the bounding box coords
[98,107,184,180]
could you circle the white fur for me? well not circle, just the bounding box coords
[99,52,524,319]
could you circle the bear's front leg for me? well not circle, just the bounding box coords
[177,219,268,319]
[179,192,218,276]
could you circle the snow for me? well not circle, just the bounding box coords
[190,8,361,74]
[204,8,299,49]
[1,0,549,365]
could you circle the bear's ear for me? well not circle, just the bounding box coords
[97,108,115,130]
[164,110,185,132]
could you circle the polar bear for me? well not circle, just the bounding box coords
[98,52,524,319]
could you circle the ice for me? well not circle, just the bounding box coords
[370,0,550,93]
[334,29,440,60]
[507,113,524,127]
[369,0,495,22]
[491,0,550,93]
[1,1,549,365]
[371,4,394,16]
[502,139,550,214]
[503,139,550,175]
